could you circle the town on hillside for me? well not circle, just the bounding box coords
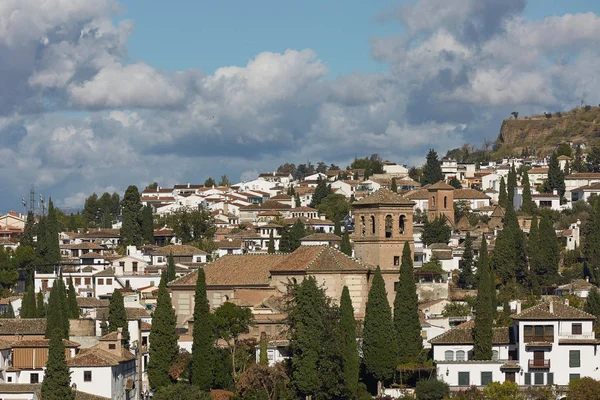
[1,143,600,399]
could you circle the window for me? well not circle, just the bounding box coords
[572,323,582,335]
[547,373,554,385]
[456,350,466,361]
[444,196,448,208]
[524,373,531,385]
[109,344,116,350]
[253,327,259,336]
[399,215,406,234]
[444,350,454,361]
[385,215,393,238]
[74,278,81,285]
[570,374,580,382]
[106,278,112,285]
[97,278,104,285]
[492,350,499,361]
[361,216,366,236]
[119,262,125,268]
[481,372,493,386]
[524,325,554,342]
[7,376,12,382]
[534,373,544,385]
[570,350,581,368]
[370,216,375,235]
[30,373,39,384]
[421,330,428,339]
[84,278,91,285]
[458,372,469,386]
[132,262,138,273]
[394,256,400,266]
[84,370,92,382]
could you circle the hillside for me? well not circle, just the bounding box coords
[494,106,600,157]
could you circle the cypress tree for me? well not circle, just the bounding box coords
[583,199,600,283]
[538,215,560,287]
[46,199,61,265]
[148,273,179,390]
[334,220,342,236]
[21,285,36,318]
[36,215,48,267]
[67,213,78,233]
[363,267,398,394]
[390,178,398,193]
[473,237,493,360]
[564,160,571,176]
[498,177,508,209]
[190,269,213,390]
[422,149,444,185]
[167,253,176,283]
[394,243,422,364]
[108,290,130,347]
[544,152,566,199]
[493,207,527,286]
[459,232,475,289]
[340,286,359,397]
[121,185,143,246]
[507,165,517,209]
[267,231,275,254]
[259,332,268,366]
[310,177,332,208]
[585,288,600,335]
[45,279,69,339]
[22,211,35,247]
[67,278,79,319]
[520,170,536,214]
[4,302,14,318]
[528,216,541,293]
[41,331,75,400]
[295,194,301,207]
[37,290,46,318]
[141,204,154,244]
[574,144,585,173]
[340,232,352,256]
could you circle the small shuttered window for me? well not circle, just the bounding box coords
[524,373,531,385]
[547,373,554,385]
[570,374,580,382]
[458,372,470,386]
[535,373,544,385]
[481,372,493,386]
[456,351,465,361]
[445,350,454,361]
[570,350,581,368]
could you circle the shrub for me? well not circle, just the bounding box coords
[568,377,600,399]
[414,379,449,400]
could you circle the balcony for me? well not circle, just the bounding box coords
[528,360,550,369]
[558,332,595,340]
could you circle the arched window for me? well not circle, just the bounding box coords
[492,350,499,361]
[399,215,406,234]
[432,196,436,207]
[444,196,448,208]
[456,350,466,361]
[370,216,376,235]
[361,216,366,236]
[385,215,393,238]
[445,350,454,361]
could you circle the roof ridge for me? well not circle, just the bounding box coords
[306,246,327,271]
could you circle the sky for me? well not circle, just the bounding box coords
[2,0,600,211]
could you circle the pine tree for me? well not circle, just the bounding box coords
[507,165,517,209]
[310,177,332,208]
[148,273,179,390]
[21,285,36,318]
[259,332,268,366]
[394,243,423,364]
[267,231,275,254]
[520,170,536,214]
[36,290,46,317]
[363,267,398,394]
[459,232,475,289]
[190,269,213,390]
[340,286,358,397]
[498,177,508,209]
[141,205,154,244]
[67,279,79,319]
[543,152,566,199]
[22,211,35,247]
[167,253,176,283]
[45,279,69,339]
[67,213,78,233]
[390,178,398,193]
[279,220,306,253]
[449,176,462,189]
[41,331,75,400]
[422,149,444,185]
[46,199,61,265]
[108,290,130,347]
[538,215,559,287]
[121,185,143,246]
[340,232,352,256]
[473,237,493,360]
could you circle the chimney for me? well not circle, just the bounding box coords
[515,300,521,315]
[565,298,570,307]
[117,327,123,342]
[549,301,554,314]
[586,276,590,282]
[188,183,190,188]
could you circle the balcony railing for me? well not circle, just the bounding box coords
[528,360,550,369]
[558,332,595,340]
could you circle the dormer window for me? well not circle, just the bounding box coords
[572,323,582,335]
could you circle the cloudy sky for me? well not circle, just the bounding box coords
[1,0,600,210]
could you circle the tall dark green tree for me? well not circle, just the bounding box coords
[167,253,176,283]
[21,211,35,247]
[492,207,527,286]
[108,290,130,347]
[394,243,422,364]
[148,273,179,389]
[520,170,536,214]
[574,144,585,173]
[46,199,61,265]
[267,230,275,254]
[67,213,78,233]
[310,177,332,208]
[459,232,475,289]
[363,267,398,395]
[449,176,462,189]
[141,205,154,244]
[422,216,451,246]
[528,216,542,294]
[204,177,216,187]
[473,237,493,360]
[37,290,46,317]
[259,333,268,366]
[190,269,213,390]
[121,185,143,246]
[390,178,398,193]
[45,279,69,339]
[340,286,358,397]
[422,149,444,185]
[67,278,79,319]
[543,152,566,199]
[585,288,600,335]
[340,232,352,256]
[279,219,306,253]
[498,177,508,209]
[583,199,600,283]
[41,331,74,400]
[538,215,560,287]
[21,285,37,318]
[507,165,517,208]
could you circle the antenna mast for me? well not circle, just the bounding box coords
[29,185,35,215]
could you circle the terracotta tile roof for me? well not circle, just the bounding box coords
[79,252,104,259]
[291,206,318,212]
[97,307,150,321]
[75,391,112,400]
[174,184,204,189]
[68,346,135,367]
[93,267,115,277]
[404,187,430,200]
[61,243,105,250]
[282,217,334,226]
[142,187,174,193]
[454,189,490,200]
[565,173,600,179]
[99,332,120,341]
[270,245,368,272]
[532,194,559,198]
[0,383,41,394]
[152,244,207,256]
[513,301,595,320]
[215,240,243,249]
[490,205,505,218]
[170,254,289,287]
[0,319,46,335]
[76,297,109,308]
[353,188,414,206]
[557,279,595,291]
[77,229,121,238]
[154,229,175,236]
[259,200,292,210]
[428,181,455,190]
[300,233,342,241]
[429,322,510,345]
[270,194,292,200]
[528,168,549,174]
[141,321,152,331]
[12,339,79,348]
